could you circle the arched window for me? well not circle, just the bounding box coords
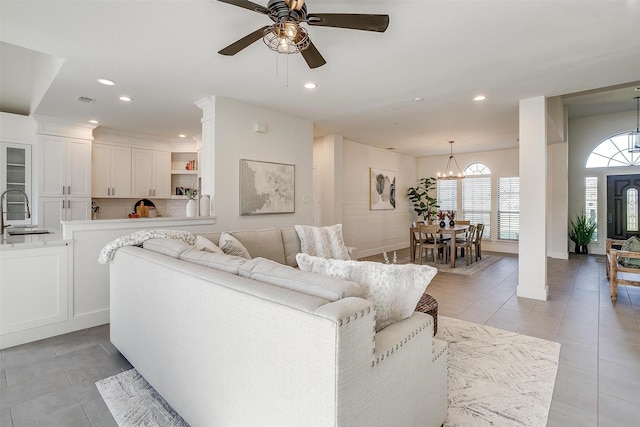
[586,132,640,168]
[464,163,491,175]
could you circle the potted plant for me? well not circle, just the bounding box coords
[407,177,439,223]
[569,210,596,254]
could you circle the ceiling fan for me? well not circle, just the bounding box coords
[217,0,389,69]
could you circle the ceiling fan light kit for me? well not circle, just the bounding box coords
[217,0,389,69]
[628,96,640,153]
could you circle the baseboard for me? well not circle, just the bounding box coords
[0,310,110,349]
[357,241,409,259]
[516,285,549,301]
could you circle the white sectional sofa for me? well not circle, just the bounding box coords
[109,228,448,427]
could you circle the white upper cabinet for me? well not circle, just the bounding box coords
[131,148,170,198]
[39,136,91,198]
[92,144,131,197]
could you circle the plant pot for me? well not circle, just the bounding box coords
[449,219,455,226]
[186,199,197,217]
[439,221,446,228]
[575,244,589,254]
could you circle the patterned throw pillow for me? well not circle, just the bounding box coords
[219,232,252,259]
[296,253,438,331]
[620,236,640,268]
[295,224,351,260]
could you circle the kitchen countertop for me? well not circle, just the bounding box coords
[0,231,71,250]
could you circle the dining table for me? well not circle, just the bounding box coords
[410,224,470,268]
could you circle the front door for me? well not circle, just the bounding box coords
[607,174,640,239]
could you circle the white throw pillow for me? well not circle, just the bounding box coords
[219,232,252,259]
[193,235,224,254]
[295,224,350,260]
[296,253,437,331]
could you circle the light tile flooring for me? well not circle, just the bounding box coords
[1,250,639,426]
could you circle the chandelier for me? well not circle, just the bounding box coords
[437,141,465,180]
[628,97,640,153]
[263,21,310,54]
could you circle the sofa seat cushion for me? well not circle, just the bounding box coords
[179,250,249,274]
[295,224,350,260]
[239,257,362,301]
[231,228,287,265]
[143,239,194,258]
[296,253,437,331]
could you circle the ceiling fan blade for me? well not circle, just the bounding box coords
[307,13,389,32]
[218,26,270,56]
[217,0,269,15]
[301,41,326,69]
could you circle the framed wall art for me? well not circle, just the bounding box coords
[240,159,295,215]
[370,168,396,210]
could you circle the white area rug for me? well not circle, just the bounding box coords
[439,316,561,427]
[97,317,560,427]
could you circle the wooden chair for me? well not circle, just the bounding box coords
[453,224,476,267]
[606,238,640,301]
[410,226,427,263]
[473,223,485,261]
[417,224,449,265]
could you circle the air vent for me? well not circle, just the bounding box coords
[77,96,96,104]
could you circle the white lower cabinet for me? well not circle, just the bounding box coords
[0,244,69,338]
[39,198,90,232]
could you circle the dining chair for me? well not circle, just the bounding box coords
[410,226,427,263]
[453,224,476,267]
[417,224,449,265]
[455,220,471,226]
[473,223,485,261]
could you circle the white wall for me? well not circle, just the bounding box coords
[0,113,37,144]
[211,96,314,231]
[568,110,640,254]
[340,139,418,257]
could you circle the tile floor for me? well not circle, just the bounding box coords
[1,250,639,426]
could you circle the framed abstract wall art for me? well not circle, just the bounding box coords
[240,159,295,215]
[370,168,396,210]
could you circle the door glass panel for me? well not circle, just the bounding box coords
[627,188,638,232]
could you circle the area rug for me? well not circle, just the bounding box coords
[97,318,560,427]
[439,316,561,427]
[389,253,502,276]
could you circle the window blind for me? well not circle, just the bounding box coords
[498,177,519,240]
[437,180,457,212]
[462,177,491,238]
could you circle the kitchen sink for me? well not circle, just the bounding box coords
[7,229,52,235]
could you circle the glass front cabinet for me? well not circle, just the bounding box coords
[0,142,32,226]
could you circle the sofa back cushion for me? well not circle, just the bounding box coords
[281,228,302,267]
[230,228,286,265]
[295,224,351,260]
[239,257,362,301]
[143,239,193,258]
[179,250,248,274]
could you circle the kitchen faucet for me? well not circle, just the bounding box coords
[0,189,31,236]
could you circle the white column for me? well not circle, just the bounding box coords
[194,96,215,216]
[314,134,343,226]
[518,96,549,300]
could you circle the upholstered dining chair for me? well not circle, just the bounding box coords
[473,223,485,261]
[417,224,449,265]
[453,224,476,267]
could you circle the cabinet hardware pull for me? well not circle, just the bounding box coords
[108,188,111,196]
[68,186,71,195]
[153,189,156,196]
[112,187,115,196]
[62,186,65,195]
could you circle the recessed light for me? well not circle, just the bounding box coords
[414,97,424,102]
[89,120,99,124]
[178,134,186,138]
[119,96,132,102]
[304,82,317,89]
[97,78,115,86]
[473,95,486,101]
[635,87,640,92]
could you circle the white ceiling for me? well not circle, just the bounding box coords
[1,0,639,157]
